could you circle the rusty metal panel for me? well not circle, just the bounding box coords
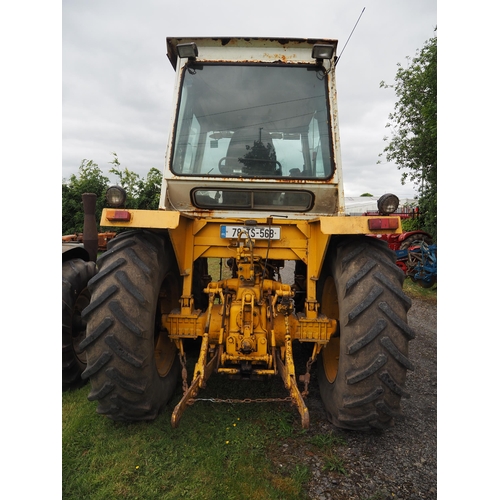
[165,178,339,218]
[166,37,338,68]
[320,215,403,235]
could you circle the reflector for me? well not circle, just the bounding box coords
[368,218,399,230]
[106,210,131,222]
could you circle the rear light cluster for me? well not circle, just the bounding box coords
[104,186,130,221]
[368,218,399,230]
[106,210,131,222]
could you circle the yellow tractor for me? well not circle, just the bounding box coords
[80,38,414,431]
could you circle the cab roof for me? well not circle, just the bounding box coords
[166,37,338,69]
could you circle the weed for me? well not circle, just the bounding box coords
[403,278,437,302]
[322,452,347,475]
[308,431,346,449]
[291,464,310,485]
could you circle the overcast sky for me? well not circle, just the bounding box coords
[62,0,436,199]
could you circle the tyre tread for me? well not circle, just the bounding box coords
[379,336,414,370]
[346,318,387,354]
[347,285,384,323]
[81,230,180,421]
[318,236,414,431]
[108,300,143,337]
[62,258,97,390]
[346,353,387,384]
[104,334,144,367]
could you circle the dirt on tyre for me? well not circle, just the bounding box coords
[62,258,97,391]
[317,236,415,431]
[80,230,182,421]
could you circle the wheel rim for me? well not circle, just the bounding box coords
[416,277,436,289]
[155,335,177,377]
[400,235,432,250]
[321,276,340,384]
[155,272,179,377]
[321,276,338,318]
[322,337,340,384]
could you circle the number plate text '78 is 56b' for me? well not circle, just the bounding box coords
[220,225,281,240]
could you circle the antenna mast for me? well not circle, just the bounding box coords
[335,7,366,67]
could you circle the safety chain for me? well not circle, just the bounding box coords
[300,357,315,397]
[192,397,293,404]
[178,351,189,394]
[178,345,314,404]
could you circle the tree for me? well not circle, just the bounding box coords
[380,33,437,239]
[108,153,162,210]
[62,154,164,235]
[108,152,141,207]
[62,159,110,235]
[136,168,162,210]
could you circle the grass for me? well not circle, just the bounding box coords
[402,277,437,302]
[307,432,348,475]
[63,370,347,500]
[207,257,232,281]
[322,453,347,475]
[308,431,346,449]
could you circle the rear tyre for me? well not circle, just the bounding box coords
[317,237,415,431]
[399,233,433,250]
[62,258,97,391]
[81,230,181,421]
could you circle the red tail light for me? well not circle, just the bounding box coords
[106,210,131,222]
[368,218,399,230]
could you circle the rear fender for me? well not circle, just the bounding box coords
[400,230,432,242]
[62,243,90,263]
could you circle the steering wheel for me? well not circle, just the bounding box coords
[218,156,232,174]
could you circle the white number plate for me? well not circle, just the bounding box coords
[220,225,281,240]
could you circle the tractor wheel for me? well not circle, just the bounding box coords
[317,236,415,431]
[399,233,433,250]
[80,230,181,421]
[62,258,97,391]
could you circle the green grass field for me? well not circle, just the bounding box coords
[63,367,349,500]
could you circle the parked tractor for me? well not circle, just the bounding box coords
[62,231,117,253]
[80,38,415,431]
[62,193,98,390]
[370,227,437,288]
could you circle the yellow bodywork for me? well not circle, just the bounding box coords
[101,208,401,427]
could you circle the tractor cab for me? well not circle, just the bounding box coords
[161,37,344,217]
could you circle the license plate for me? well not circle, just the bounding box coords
[220,225,281,240]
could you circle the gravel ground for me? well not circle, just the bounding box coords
[274,293,437,500]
